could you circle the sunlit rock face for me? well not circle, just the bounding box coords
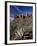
[10,14,32,40]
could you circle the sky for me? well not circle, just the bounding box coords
[10,6,33,17]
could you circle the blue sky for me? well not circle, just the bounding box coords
[10,6,33,17]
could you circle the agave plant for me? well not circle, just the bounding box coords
[10,15,32,40]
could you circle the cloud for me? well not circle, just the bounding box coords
[10,17,14,22]
[14,6,22,13]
